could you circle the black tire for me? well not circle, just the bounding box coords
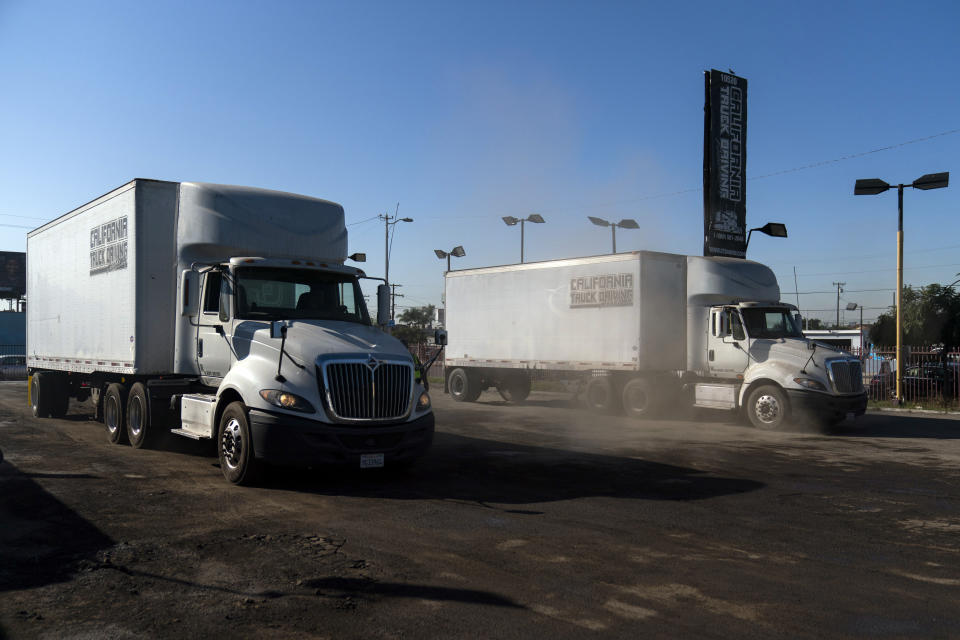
[30,373,51,418]
[584,376,618,414]
[497,374,531,403]
[218,401,260,485]
[126,383,152,449]
[449,368,482,403]
[48,376,70,419]
[745,384,789,430]
[104,383,128,445]
[622,378,658,419]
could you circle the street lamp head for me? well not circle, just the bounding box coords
[588,216,610,227]
[617,218,640,229]
[757,222,788,238]
[854,178,891,195]
[450,245,466,257]
[502,216,519,226]
[527,214,545,224]
[434,249,448,259]
[846,302,858,311]
[400,217,413,223]
[912,172,949,191]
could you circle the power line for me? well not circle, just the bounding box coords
[417,127,960,220]
[779,262,960,278]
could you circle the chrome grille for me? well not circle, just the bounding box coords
[828,359,864,394]
[323,361,413,421]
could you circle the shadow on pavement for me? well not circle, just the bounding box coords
[832,413,960,439]
[0,461,115,593]
[264,432,765,503]
[306,577,524,608]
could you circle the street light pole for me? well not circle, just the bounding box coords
[379,213,414,287]
[855,171,949,404]
[502,215,545,263]
[587,217,639,254]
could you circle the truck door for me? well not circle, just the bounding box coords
[197,271,233,382]
[707,307,749,378]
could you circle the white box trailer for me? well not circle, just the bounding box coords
[28,179,436,483]
[443,251,867,429]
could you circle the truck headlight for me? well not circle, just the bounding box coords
[417,391,431,411]
[259,389,315,413]
[793,377,827,391]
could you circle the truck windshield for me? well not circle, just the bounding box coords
[234,267,370,324]
[740,307,803,339]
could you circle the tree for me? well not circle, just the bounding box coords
[868,284,960,347]
[394,305,436,345]
[805,318,825,330]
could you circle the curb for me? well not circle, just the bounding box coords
[870,407,960,418]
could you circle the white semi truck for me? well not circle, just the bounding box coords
[27,179,437,484]
[443,251,866,428]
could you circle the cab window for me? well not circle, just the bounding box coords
[203,272,222,314]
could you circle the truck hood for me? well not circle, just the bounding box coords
[748,337,848,371]
[282,321,413,362]
[238,320,413,363]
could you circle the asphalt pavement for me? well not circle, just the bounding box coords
[1,382,959,638]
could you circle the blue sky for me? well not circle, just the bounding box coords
[1,0,957,325]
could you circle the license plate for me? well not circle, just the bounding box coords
[360,453,384,469]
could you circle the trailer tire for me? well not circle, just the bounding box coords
[449,368,481,403]
[104,383,128,445]
[126,383,152,449]
[584,376,618,414]
[497,374,531,403]
[49,376,70,419]
[30,373,52,418]
[622,378,658,419]
[219,402,261,485]
[746,384,789,430]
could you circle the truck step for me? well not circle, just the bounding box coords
[169,428,210,441]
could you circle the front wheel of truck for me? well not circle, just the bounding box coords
[218,402,261,486]
[746,384,789,430]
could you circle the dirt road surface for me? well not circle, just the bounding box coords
[2,382,960,638]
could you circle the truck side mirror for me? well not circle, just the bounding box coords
[181,270,199,316]
[219,275,231,323]
[377,284,390,326]
[434,329,448,346]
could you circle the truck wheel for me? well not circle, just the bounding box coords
[449,368,481,403]
[126,383,152,449]
[49,376,70,419]
[622,378,658,419]
[104,383,128,445]
[584,377,618,414]
[218,401,261,485]
[30,373,51,418]
[746,384,789,430]
[497,375,531,403]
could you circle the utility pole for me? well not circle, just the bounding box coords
[379,207,413,287]
[832,282,845,328]
[390,283,403,320]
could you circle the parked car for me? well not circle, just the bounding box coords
[0,354,26,380]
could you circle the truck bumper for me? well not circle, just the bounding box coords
[786,389,867,423]
[247,409,434,467]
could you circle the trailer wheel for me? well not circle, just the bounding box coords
[30,373,51,418]
[126,383,152,449]
[622,378,658,419]
[449,368,481,403]
[497,374,531,403]
[49,376,70,419]
[218,401,261,485]
[584,376,618,414]
[746,384,789,430]
[104,383,128,445]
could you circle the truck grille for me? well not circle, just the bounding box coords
[828,359,864,394]
[322,360,413,421]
